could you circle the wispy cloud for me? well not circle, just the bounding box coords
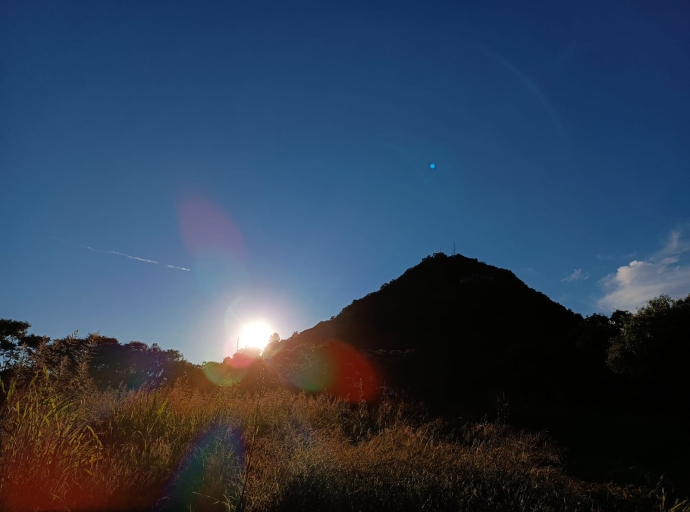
[51,238,190,272]
[562,268,588,282]
[597,230,690,311]
[596,254,616,261]
[596,252,636,262]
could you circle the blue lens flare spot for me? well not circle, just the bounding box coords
[429,163,436,169]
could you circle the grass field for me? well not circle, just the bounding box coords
[1,364,687,512]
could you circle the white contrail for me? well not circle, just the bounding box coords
[109,250,158,264]
[167,265,191,272]
[50,237,190,272]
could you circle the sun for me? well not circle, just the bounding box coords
[239,322,273,351]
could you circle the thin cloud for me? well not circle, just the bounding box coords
[659,230,690,256]
[562,268,588,282]
[596,252,636,261]
[50,237,190,272]
[597,230,690,312]
[167,265,191,272]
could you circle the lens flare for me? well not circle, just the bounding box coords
[287,341,379,402]
[178,197,248,294]
[159,424,244,511]
[179,197,246,257]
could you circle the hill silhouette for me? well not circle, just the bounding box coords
[264,252,690,495]
[289,252,579,351]
[276,252,586,416]
[265,253,690,494]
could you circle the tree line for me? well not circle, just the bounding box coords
[2,292,688,399]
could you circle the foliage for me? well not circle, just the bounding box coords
[0,319,45,371]
[87,335,203,389]
[607,294,690,383]
[575,311,629,360]
[2,323,206,392]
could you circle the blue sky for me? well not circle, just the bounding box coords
[1,0,689,363]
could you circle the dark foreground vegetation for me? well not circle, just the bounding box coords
[1,253,689,511]
[0,357,685,512]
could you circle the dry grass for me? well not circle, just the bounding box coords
[0,366,687,512]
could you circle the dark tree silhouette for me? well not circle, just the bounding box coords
[575,311,630,362]
[607,294,690,387]
[0,319,46,371]
[87,337,200,389]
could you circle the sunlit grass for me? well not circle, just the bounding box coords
[0,365,687,512]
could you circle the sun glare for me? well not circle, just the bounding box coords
[239,322,272,351]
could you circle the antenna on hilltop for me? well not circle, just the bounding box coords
[452,241,457,256]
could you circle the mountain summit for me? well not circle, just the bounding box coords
[288,252,578,352]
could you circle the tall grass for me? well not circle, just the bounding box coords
[0,364,687,511]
